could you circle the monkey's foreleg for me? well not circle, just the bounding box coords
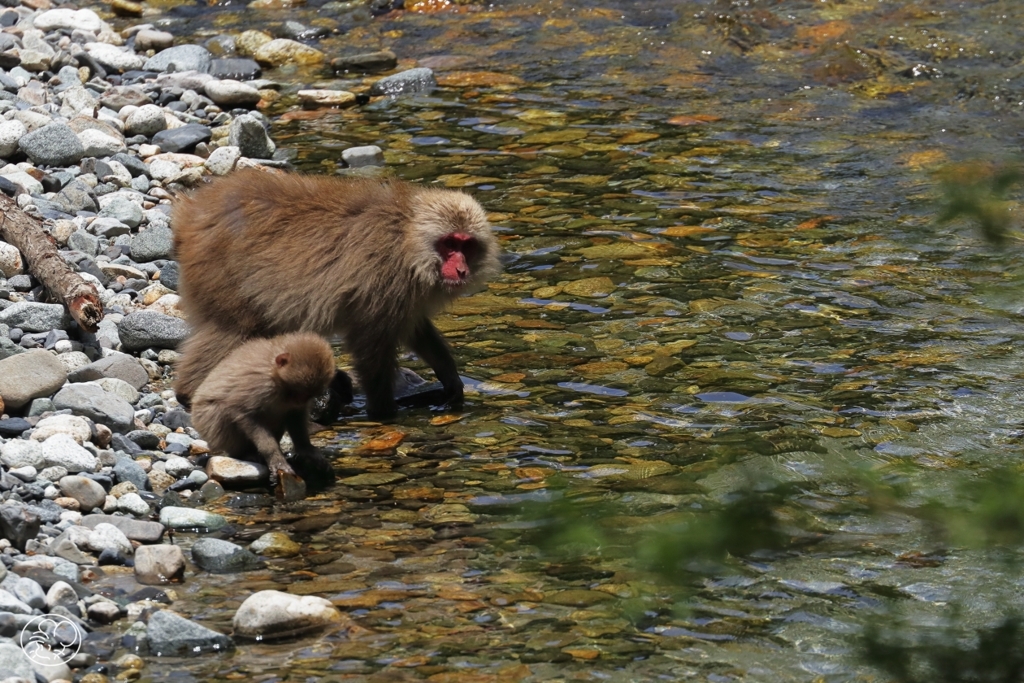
[175,326,244,409]
[349,334,399,421]
[236,415,306,502]
[284,410,335,491]
[309,370,354,424]
[408,318,464,410]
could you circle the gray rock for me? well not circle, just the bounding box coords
[55,179,98,214]
[8,576,45,610]
[209,58,261,80]
[117,491,150,516]
[331,50,397,74]
[0,502,39,551]
[53,383,135,433]
[79,128,126,157]
[113,455,149,492]
[147,609,234,655]
[134,544,185,585]
[342,145,384,168]
[159,506,226,531]
[0,301,68,332]
[164,454,194,477]
[97,376,139,404]
[87,521,133,555]
[130,224,174,262]
[125,104,167,137]
[88,600,122,623]
[0,587,34,614]
[68,229,99,256]
[98,196,144,228]
[89,216,132,238]
[100,85,152,112]
[204,79,260,106]
[39,433,98,473]
[151,123,212,154]
[0,642,35,682]
[0,349,68,409]
[19,122,86,166]
[145,45,212,73]
[1,439,44,468]
[233,590,344,639]
[58,475,107,511]
[118,311,189,351]
[111,152,149,177]
[31,414,91,443]
[135,29,175,52]
[69,352,149,390]
[191,537,262,573]
[159,260,180,291]
[369,67,436,97]
[126,429,161,449]
[45,580,79,610]
[82,513,164,542]
[228,114,275,159]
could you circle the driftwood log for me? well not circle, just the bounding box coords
[0,193,104,333]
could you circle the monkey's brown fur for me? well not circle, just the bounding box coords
[172,171,501,430]
[191,333,335,490]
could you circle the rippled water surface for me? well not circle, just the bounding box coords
[87,0,1024,680]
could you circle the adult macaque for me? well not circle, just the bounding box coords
[191,333,335,501]
[172,170,500,482]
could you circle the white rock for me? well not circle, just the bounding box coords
[8,465,37,481]
[40,433,98,473]
[125,104,167,137]
[57,350,93,375]
[117,491,150,516]
[86,42,147,73]
[35,8,104,33]
[0,439,44,468]
[0,119,27,159]
[204,79,260,106]
[61,84,97,115]
[164,455,194,478]
[204,145,240,175]
[78,128,126,156]
[30,414,93,444]
[87,522,133,555]
[147,158,181,181]
[233,590,344,638]
[0,240,23,277]
[97,377,140,405]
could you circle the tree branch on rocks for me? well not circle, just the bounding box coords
[0,193,104,333]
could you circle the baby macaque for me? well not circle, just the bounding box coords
[172,170,501,484]
[191,333,335,501]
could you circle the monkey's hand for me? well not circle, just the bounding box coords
[292,447,336,492]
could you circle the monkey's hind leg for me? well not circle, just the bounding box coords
[175,326,244,409]
[285,410,335,491]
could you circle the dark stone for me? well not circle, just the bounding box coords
[110,153,149,178]
[113,454,149,491]
[208,58,260,80]
[13,566,92,598]
[0,176,16,197]
[150,124,212,153]
[147,609,234,656]
[0,502,40,551]
[0,52,20,70]
[162,409,192,431]
[75,52,107,80]
[125,429,160,450]
[111,433,142,455]
[0,417,31,436]
[159,261,179,291]
[128,586,171,604]
[331,50,397,74]
[98,548,131,566]
[190,537,262,574]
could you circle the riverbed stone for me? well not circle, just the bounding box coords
[19,121,85,166]
[0,301,67,332]
[0,119,26,158]
[97,376,140,405]
[204,79,261,106]
[1,439,43,468]
[69,352,149,389]
[159,506,226,530]
[369,67,436,97]
[342,145,384,168]
[233,590,344,639]
[0,349,68,409]
[86,42,147,73]
[45,580,78,610]
[134,29,174,52]
[100,85,151,111]
[83,513,164,542]
[0,502,40,551]
[40,433,98,473]
[254,39,324,67]
[206,455,268,486]
[125,104,167,137]
[130,224,174,261]
[98,196,144,228]
[35,8,104,32]
[79,128,127,157]
[191,537,262,573]
[331,49,397,73]
[249,531,300,558]
[144,45,212,74]
[118,310,189,351]
[117,491,150,516]
[58,475,107,511]
[147,609,234,655]
[87,521,133,555]
[208,58,261,80]
[205,145,240,175]
[53,383,135,433]
[134,544,185,584]
[228,114,275,159]
[297,89,355,107]
[0,642,34,681]
[151,123,212,153]
[31,414,92,444]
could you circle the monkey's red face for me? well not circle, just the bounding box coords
[437,233,478,287]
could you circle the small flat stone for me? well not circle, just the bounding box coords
[130,224,174,261]
[331,50,397,73]
[159,506,226,530]
[85,42,147,73]
[98,196,144,228]
[87,521,133,555]
[1,439,43,468]
[69,352,149,390]
[82,513,164,543]
[191,537,263,573]
[297,89,355,107]
[206,455,268,486]
[134,544,185,585]
[205,79,261,106]
[0,417,32,437]
[53,382,135,433]
[34,8,103,32]
[208,58,261,80]
[151,123,212,154]
[100,85,151,111]
[369,67,436,97]
[234,590,345,639]
[30,414,92,444]
[144,45,212,74]
[134,29,174,52]
[249,531,300,558]
[40,433,98,473]
[341,145,384,168]
[253,39,324,67]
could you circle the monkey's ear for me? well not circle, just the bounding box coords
[275,353,291,368]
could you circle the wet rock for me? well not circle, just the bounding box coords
[233,590,344,639]
[644,355,683,377]
[53,383,135,433]
[0,349,68,409]
[20,124,85,167]
[118,311,190,351]
[69,352,149,390]
[208,58,261,80]
[228,114,275,159]
[297,89,355,107]
[204,79,260,106]
[88,599,122,623]
[145,44,212,73]
[151,123,212,153]
[206,455,268,486]
[125,104,167,137]
[191,537,263,573]
[249,532,300,558]
[159,506,226,531]
[544,589,614,607]
[0,301,67,332]
[237,30,272,57]
[87,521,133,555]
[40,433,98,473]
[0,502,39,550]
[331,50,397,73]
[82,514,164,543]
[369,67,436,97]
[147,609,234,655]
[58,475,107,511]
[342,145,384,168]
[130,224,174,261]
[253,39,324,67]
[31,414,92,443]
[134,544,185,584]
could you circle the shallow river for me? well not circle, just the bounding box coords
[89,0,1024,680]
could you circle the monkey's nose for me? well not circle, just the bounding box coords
[457,267,467,279]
